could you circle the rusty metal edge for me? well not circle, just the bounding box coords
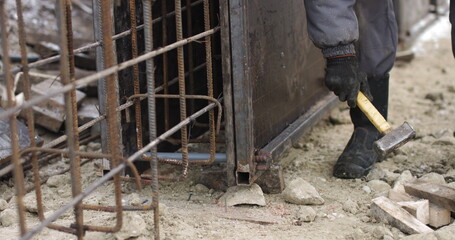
[229,0,255,185]
[220,0,236,187]
[250,94,339,184]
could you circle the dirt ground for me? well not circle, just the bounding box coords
[1,7,455,240]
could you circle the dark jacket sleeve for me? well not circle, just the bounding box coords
[303,0,359,58]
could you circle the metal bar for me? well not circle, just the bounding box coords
[3,0,205,77]
[0,62,208,177]
[65,1,84,236]
[229,0,255,184]
[129,0,144,150]
[250,95,339,184]
[0,27,220,121]
[0,0,27,235]
[219,0,236,186]
[175,0,190,177]
[100,0,123,233]
[56,0,84,237]
[92,0,108,156]
[14,0,45,221]
[129,94,222,135]
[203,0,217,166]
[154,152,227,162]
[0,132,98,178]
[161,0,170,131]
[186,0,195,115]
[81,204,153,212]
[20,102,218,240]
[143,0,159,238]
[20,147,143,192]
[149,0,221,167]
[262,95,339,162]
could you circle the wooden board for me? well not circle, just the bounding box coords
[389,189,452,228]
[371,196,433,234]
[404,182,455,212]
[397,200,430,225]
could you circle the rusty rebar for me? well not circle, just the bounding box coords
[0,62,209,178]
[81,204,154,212]
[100,0,123,233]
[129,0,144,150]
[0,27,220,121]
[3,0,205,77]
[203,0,217,166]
[5,158,93,203]
[161,0,170,132]
[19,147,143,199]
[14,0,45,222]
[128,93,222,167]
[0,0,27,235]
[129,94,222,135]
[186,0,195,116]
[20,101,218,240]
[175,0,190,178]
[56,0,84,237]
[143,0,160,238]
[5,1,223,238]
[92,0,107,155]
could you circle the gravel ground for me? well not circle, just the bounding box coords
[0,7,455,240]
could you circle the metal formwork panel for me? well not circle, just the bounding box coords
[228,0,337,184]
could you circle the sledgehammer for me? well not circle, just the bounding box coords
[357,92,416,158]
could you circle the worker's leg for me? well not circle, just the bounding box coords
[333,0,398,179]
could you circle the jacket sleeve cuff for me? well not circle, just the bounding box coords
[322,44,356,58]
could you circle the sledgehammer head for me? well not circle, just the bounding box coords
[373,122,416,158]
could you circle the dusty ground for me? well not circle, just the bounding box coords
[1,8,455,240]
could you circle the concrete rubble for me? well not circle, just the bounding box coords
[296,206,317,222]
[282,178,324,205]
[218,183,266,207]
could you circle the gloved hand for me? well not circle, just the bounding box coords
[325,56,372,108]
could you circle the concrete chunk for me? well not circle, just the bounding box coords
[218,183,266,207]
[282,178,324,205]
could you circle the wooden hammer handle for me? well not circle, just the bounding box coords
[356,92,392,135]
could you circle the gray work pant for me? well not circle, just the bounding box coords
[353,0,397,124]
[355,0,398,78]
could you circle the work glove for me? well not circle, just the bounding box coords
[325,56,372,108]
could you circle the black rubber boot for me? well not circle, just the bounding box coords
[333,74,389,179]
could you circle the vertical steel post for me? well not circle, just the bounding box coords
[161,0,170,132]
[129,0,144,149]
[143,1,160,239]
[185,0,195,114]
[56,0,84,237]
[92,0,109,161]
[100,0,123,232]
[174,0,189,177]
[203,0,216,167]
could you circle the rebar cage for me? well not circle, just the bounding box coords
[0,0,221,239]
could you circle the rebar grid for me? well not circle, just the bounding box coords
[0,0,221,239]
